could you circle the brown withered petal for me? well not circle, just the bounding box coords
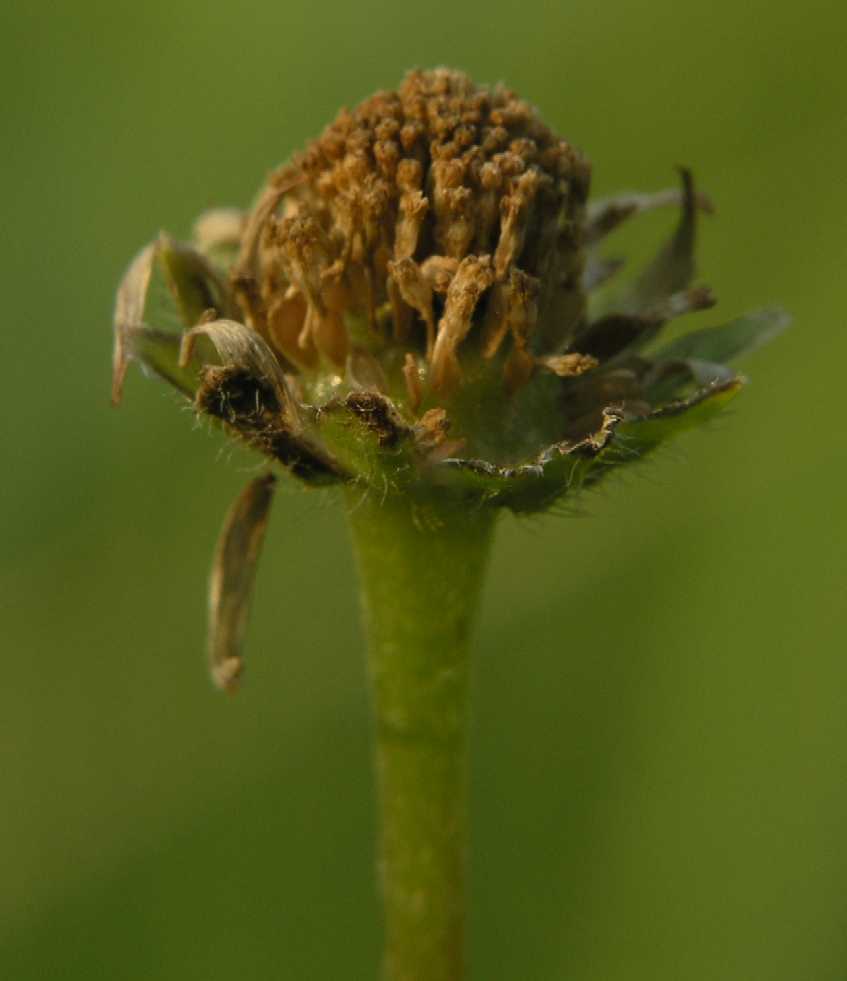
[180,319,301,424]
[207,473,276,693]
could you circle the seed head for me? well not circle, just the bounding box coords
[114,67,787,509]
[236,68,590,396]
[112,69,787,684]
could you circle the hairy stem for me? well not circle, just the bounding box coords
[346,491,496,981]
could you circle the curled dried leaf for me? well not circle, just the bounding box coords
[207,474,276,694]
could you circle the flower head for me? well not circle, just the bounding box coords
[112,68,786,687]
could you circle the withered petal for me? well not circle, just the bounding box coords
[207,474,276,694]
[180,319,301,424]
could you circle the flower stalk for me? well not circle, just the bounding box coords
[347,490,495,981]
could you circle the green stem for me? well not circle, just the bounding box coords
[346,491,496,981]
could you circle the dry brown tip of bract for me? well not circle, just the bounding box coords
[233,67,592,394]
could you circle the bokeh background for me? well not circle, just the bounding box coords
[3,1,846,978]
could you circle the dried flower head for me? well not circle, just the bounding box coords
[112,68,786,688]
[236,70,590,390]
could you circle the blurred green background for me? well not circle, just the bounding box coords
[3,0,846,978]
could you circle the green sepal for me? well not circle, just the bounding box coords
[157,234,236,325]
[651,307,790,365]
[432,379,742,512]
[600,378,745,470]
[126,326,199,397]
[430,411,621,513]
